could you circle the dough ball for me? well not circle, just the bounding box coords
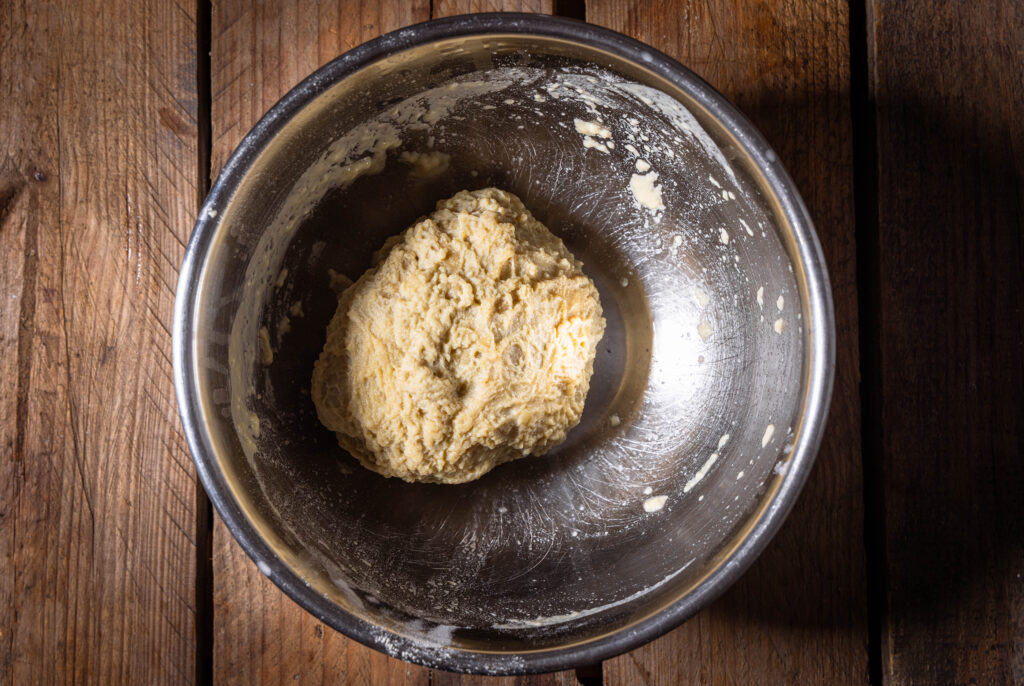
[311,188,606,484]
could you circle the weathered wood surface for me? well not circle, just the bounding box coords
[588,1,869,683]
[434,0,553,15]
[1,0,200,683]
[870,1,1024,683]
[5,0,1023,683]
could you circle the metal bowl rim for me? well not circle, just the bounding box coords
[172,11,836,675]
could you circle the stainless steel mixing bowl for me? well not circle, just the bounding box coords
[174,13,833,674]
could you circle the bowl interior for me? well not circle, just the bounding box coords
[185,29,817,665]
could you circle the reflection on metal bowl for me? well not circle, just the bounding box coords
[174,13,834,675]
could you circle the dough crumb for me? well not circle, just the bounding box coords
[609,414,621,427]
[312,188,606,484]
[773,317,787,334]
[697,319,713,341]
[629,172,664,211]
[328,269,353,294]
[643,495,668,513]
[399,150,450,178]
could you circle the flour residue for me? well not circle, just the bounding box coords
[684,451,719,492]
[491,563,693,630]
[400,150,451,178]
[697,318,713,341]
[629,172,664,211]
[573,118,612,138]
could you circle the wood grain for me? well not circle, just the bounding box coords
[589,1,868,683]
[869,1,1024,683]
[211,1,430,176]
[209,2,438,684]
[0,0,200,683]
[430,673,582,686]
[433,0,553,16]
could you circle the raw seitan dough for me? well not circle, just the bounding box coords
[312,188,606,484]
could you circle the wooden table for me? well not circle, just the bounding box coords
[2,1,1021,683]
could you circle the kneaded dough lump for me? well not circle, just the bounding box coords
[312,188,606,484]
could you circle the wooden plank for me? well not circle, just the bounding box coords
[1,0,200,683]
[870,1,1024,683]
[434,0,553,16]
[430,672,581,686]
[589,1,868,683]
[209,2,437,684]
